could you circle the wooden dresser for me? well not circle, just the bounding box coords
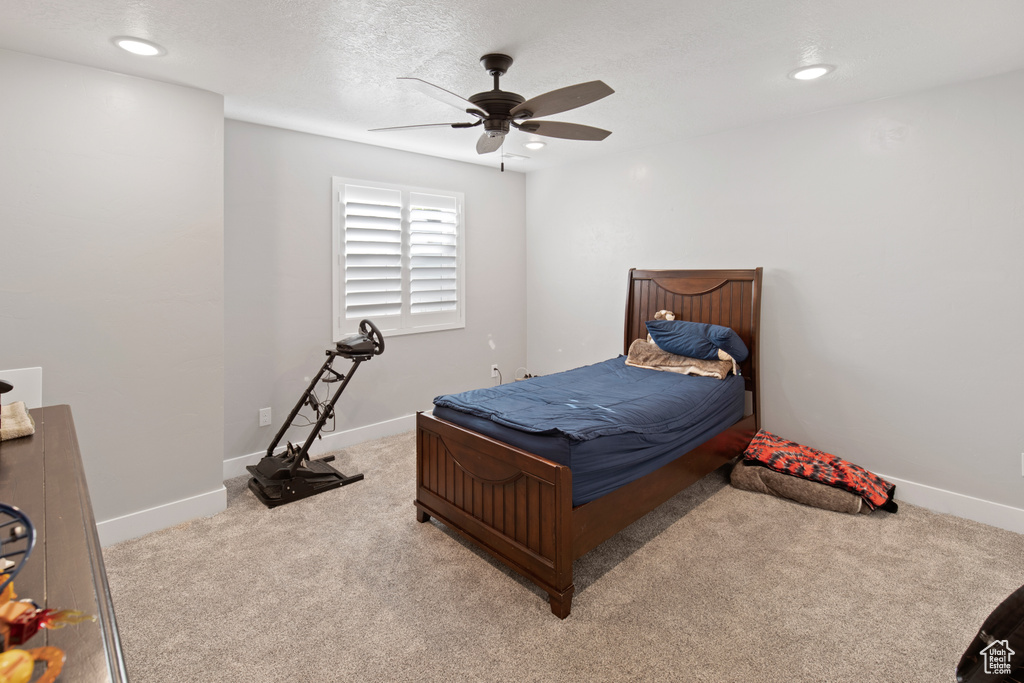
[0,405,129,682]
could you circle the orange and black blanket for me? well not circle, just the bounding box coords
[742,430,898,512]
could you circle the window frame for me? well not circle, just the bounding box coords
[332,177,466,341]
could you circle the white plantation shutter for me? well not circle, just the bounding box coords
[342,185,403,321]
[334,179,464,339]
[409,192,459,315]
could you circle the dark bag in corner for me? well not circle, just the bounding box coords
[957,584,1024,683]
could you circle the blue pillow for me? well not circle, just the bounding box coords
[646,320,749,362]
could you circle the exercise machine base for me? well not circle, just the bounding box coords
[246,455,364,508]
[246,319,383,510]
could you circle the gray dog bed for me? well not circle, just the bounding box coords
[730,459,870,514]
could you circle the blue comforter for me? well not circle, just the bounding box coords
[433,356,741,441]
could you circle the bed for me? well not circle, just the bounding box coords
[414,267,763,618]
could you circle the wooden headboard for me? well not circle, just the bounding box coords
[623,268,763,424]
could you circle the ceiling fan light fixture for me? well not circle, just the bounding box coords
[523,140,546,150]
[113,37,166,57]
[789,64,834,81]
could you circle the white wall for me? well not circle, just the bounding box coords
[0,50,226,536]
[224,121,526,463]
[526,70,1024,513]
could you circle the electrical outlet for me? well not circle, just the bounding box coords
[491,364,499,378]
[259,407,271,427]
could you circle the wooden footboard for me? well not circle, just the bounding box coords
[415,411,756,618]
[414,411,576,617]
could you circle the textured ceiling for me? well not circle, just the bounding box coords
[2,0,1024,171]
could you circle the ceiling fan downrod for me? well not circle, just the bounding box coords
[469,54,525,141]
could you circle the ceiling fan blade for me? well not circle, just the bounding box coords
[399,77,488,117]
[369,122,476,132]
[476,133,505,154]
[510,81,614,119]
[517,120,611,141]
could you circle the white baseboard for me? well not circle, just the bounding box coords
[102,425,1019,547]
[222,413,416,480]
[96,415,415,546]
[97,485,227,547]
[879,473,1024,535]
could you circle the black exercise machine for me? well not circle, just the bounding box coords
[247,319,385,508]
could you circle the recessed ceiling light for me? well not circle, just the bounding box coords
[113,37,166,57]
[523,140,546,150]
[789,64,834,81]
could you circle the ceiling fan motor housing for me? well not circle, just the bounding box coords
[469,89,523,137]
[469,91,524,115]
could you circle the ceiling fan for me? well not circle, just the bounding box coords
[370,53,614,155]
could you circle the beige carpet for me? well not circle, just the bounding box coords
[103,432,1024,682]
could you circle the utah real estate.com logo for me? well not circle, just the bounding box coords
[980,639,1015,676]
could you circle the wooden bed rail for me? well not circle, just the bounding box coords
[572,413,756,558]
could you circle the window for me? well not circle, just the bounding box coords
[333,178,465,339]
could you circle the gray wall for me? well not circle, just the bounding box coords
[224,121,527,460]
[4,46,1017,531]
[525,70,1024,509]
[0,50,225,521]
